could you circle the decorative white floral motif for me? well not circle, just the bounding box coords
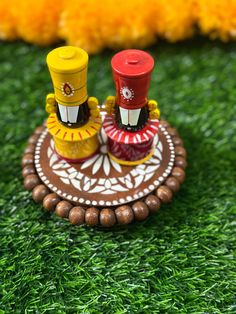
[35,126,175,206]
[120,87,134,100]
[81,128,122,176]
[47,129,163,195]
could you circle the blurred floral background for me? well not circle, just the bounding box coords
[1,0,236,53]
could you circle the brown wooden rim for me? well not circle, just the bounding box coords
[22,120,187,228]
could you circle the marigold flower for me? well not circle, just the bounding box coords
[0,0,17,40]
[0,0,236,52]
[153,0,197,42]
[197,0,236,41]
[11,0,65,45]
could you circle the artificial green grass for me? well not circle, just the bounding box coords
[0,40,235,313]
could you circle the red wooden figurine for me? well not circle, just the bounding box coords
[104,49,160,165]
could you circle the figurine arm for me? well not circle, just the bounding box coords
[45,93,57,114]
[88,96,100,118]
[105,96,115,115]
[148,99,160,119]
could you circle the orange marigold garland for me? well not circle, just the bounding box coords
[197,0,236,41]
[0,0,17,40]
[59,0,105,54]
[153,0,197,42]
[59,0,157,54]
[0,0,236,52]
[10,0,64,45]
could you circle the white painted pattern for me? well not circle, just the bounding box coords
[104,116,160,144]
[120,87,134,100]
[35,125,175,206]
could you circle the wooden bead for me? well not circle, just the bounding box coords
[160,120,170,128]
[175,146,187,158]
[171,167,185,183]
[34,126,44,135]
[132,201,149,221]
[172,137,183,147]
[43,193,60,211]
[165,176,180,193]
[156,186,173,203]
[115,205,134,225]
[32,184,49,203]
[22,165,35,178]
[24,174,41,191]
[100,208,116,227]
[22,154,34,167]
[24,144,35,155]
[28,134,38,144]
[145,195,161,213]
[85,207,99,226]
[175,156,187,169]
[167,127,178,137]
[56,201,73,218]
[69,206,85,225]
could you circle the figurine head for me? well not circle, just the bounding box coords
[47,46,88,106]
[111,49,154,109]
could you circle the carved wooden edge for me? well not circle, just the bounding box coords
[22,120,187,228]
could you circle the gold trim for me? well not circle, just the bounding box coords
[108,149,154,166]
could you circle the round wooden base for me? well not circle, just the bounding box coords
[22,120,187,228]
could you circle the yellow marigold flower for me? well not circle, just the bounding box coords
[197,0,236,41]
[59,0,105,54]
[153,0,197,42]
[11,0,65,45]
[59,0,156,53]
[101,0,156,49]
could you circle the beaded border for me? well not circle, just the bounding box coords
[22,120,187,227]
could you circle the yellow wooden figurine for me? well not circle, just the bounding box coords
[45,46,102,162]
